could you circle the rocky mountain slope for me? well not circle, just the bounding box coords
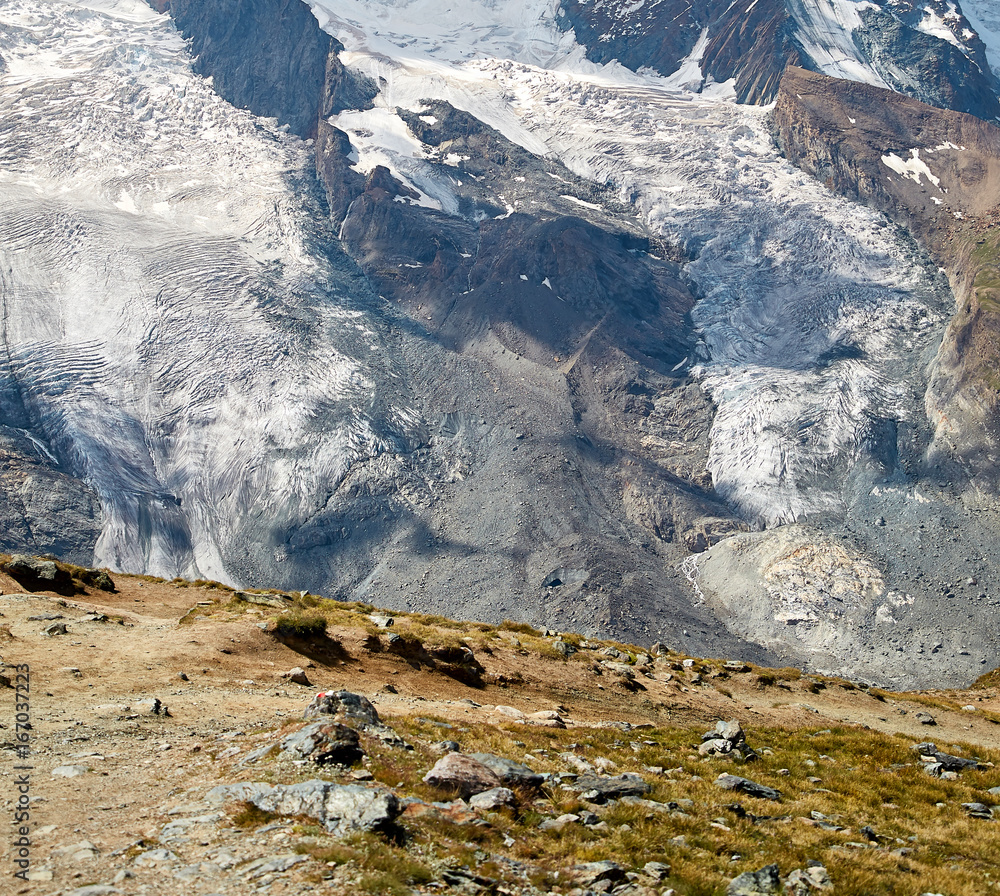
[3,566,1000,895]
[558,0,1000,117]
[4,0,1000,687]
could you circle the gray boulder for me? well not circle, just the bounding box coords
[643,861,671,880]
[715,774,781,801]
[699,737,733,756]
[240,853,308,879]
[701,719,758,760]
[207,780,399,836]
[468,787,516,810]
[423,753,502,798]
[961,802,994,820]
[913,742,981,771]
[303,690,407,747]
[784,864,833,894]
[467,752,544,788]
[304,690,381,726]
[6,554,57,581]
[570,773,651,802]
[280,722,363,765]
[728,864,781,896]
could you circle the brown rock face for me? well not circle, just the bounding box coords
[773,66,1000,488]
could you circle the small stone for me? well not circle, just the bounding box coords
[134,848,179,865]
[282,667,311,686]
[44,621,68,636]
[727,863,780,895]
[715,774,781,801]
[915,712,936,726]
[962,802,994,819]
[539,812,580,831]
[177,672,189,681]
[526,709,566,728]
[552,639,575,656]
[52,765,89,778]
[240,853,308,879]
[52,841,100,862]
[62,887,120,896]
[369,615,394,628]
[469,787,516,810]
[643,861,671,880]
[570,860,627,888]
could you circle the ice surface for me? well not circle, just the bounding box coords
[959,0,1000,78]
[916,3,964,49]
[785,0,890,88]
[0,0,419,578]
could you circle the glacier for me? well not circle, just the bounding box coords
[310,0,952,527]
[0,0,420,580]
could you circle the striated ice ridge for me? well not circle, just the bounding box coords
[960,0,1000,78]
[0,0,420,579]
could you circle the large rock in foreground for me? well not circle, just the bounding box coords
[423,753,503,799]
[207,780,399,836]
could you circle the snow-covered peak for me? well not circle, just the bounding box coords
[307,0,580,70]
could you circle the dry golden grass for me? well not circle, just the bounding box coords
[321,712,1000,896]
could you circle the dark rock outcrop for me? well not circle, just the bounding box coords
[280,722,364,765]
[162,0,333,139]
[558,0,1000,118]
[855,6,1000,120]
[0,428,101,564]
